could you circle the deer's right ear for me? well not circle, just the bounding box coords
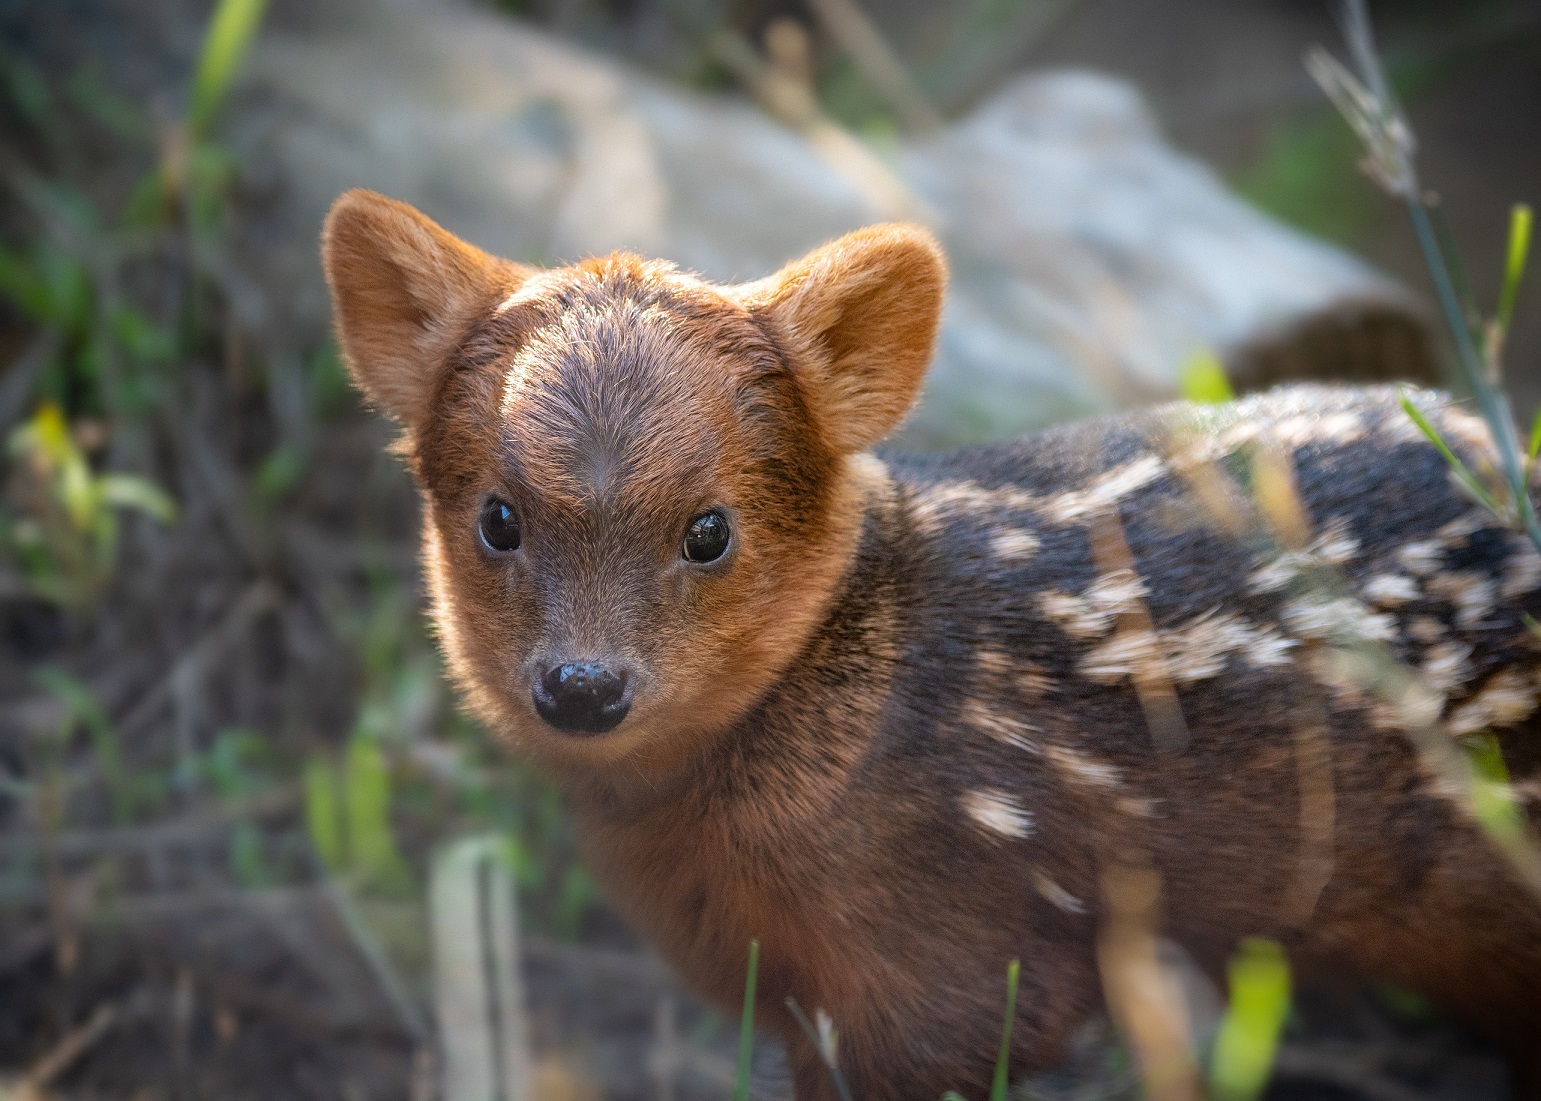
[321,189,530,429]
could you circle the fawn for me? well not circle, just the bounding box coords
[322,189,1541,1099]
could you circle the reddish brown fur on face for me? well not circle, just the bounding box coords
[324,192,1541,1100]
[324,191,941,788]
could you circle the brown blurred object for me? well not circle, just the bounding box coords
[1095,866,1201,1101]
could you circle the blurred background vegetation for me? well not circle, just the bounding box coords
[0,0,1536,1098]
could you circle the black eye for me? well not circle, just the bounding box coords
[479,499,521,552]
[682,511,731,563]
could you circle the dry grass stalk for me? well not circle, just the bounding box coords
[1096,865,1201,1101]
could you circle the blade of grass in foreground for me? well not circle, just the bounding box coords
[1498,203,1533,339]
[992,960,1020,1101]
[941,958,1020,1101]
[1398,393,1503,515]
[1179,348,1234,406]
[786,999,853,1101]
[732,939,760,1101]
[1210,938,1291,1101]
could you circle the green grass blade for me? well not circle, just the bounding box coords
[188,0,267,137]
[1210,938,1291,1100]
[733,939,760,1101]
[344,735,405,887]
[303,755,345,873]
[785,999,853,1101]
[1399,394,1502,515]
[991,960,1020,1101]
[1180,349,1234,405]
[97,473,179,525]
[1428,198,1483,341]
[1498,203,1533,338]
[1466,733,1525,846]
[1529,407,1541,463]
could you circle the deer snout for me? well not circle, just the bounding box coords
[532,660,632,734]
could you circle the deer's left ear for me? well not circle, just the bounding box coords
[737,224,946,455]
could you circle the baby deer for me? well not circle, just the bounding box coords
[322,189,1541,1099]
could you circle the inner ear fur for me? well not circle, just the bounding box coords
[740,223,946,455]
[321,189,530,428]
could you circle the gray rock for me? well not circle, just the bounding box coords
[237,0,1429,449]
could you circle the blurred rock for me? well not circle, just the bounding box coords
[238,0,1432,449]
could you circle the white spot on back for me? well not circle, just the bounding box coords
[1080,612,1295,685]
[1038,570,1148,640]
[1046,745,1123,788]
[1363,574,1420,608]
[1033,872,1087,914]
[911,481,1040,533]
[1043,455,1165,525]
[962,699,1039,753]
[1398,540,1444,576]
[1249,519,1360,594]
[974,646,1015,679]
[1447,669,1539,735]
[1435,513,1487,544]
[1281,594,1398,643]
[1425,571,1498,628]
[1502,543,1541,600]
[963,789,1034,840]
[991,528,1040,560]
[1421,641,1473,694]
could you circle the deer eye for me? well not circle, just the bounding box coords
[478,499,521,553]
[682,511,730,563]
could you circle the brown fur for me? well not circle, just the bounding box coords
[323,190,1541,1099]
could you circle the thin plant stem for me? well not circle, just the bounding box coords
[732,939,759,1101]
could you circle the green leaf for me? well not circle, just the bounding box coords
[1528,407,1541,464]
[254,442,306,504]
[1498,203,1533,339]
[97,473,179,525]
[304,755,345,873]
[1180,349,1234,405]
[1210,938,1291,1101]
[1399,394,1503,516]
[991,960,1019,1101]
[188,0,268,138]
[1465,733,1524,846]
[344,735,406,887]
[732,939,760,1101]
[11,403,98,533]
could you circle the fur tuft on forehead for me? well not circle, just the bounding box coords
[495,269,794,509]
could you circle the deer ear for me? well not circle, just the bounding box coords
[321,189,530,428]
[739,224,946,454]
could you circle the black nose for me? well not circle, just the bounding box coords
[533,662,631,734]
